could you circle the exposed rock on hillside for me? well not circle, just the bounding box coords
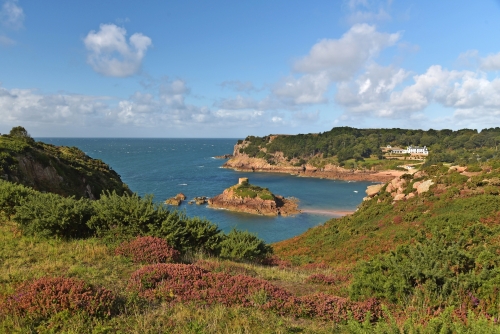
[0,130,130,199]
[223,140,401,182]
[208,178,300,216]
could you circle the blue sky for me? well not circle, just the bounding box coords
[1,0,500,137]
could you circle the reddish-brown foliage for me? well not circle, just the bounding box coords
[115,236,180,264]
[393,215,403,224]
[1,277,115,319]
[127,263,381,323]
[295,294,381,322]
[305,273,350,285]
[259,255,292,268]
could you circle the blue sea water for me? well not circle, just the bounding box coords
[38,138,374,243]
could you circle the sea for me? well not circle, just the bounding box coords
[38,138,374,243]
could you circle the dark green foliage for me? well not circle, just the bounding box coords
[238,126,500,167]
[153,211,223,255]
[87,191,168,239]
[220,229,272,260]
[13,192,94,239]
[0,179,36,219]
[233,182,274,200]
[0,126,130,199]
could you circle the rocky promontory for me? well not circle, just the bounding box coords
[208,178,300,216]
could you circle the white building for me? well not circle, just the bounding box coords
[406,146,428,155]
[386,145,429,155]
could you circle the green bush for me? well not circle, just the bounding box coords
[220,229,272,261]
[87,191,168,240]
[0,179,36,219]
[13,192,94,239]
[153,212,223,255]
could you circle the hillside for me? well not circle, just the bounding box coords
[0,126,130,199]
[2,127,500,332]
[223,127,500,179]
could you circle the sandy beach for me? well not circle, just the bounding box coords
[300,208,355,216]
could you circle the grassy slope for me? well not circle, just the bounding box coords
[0,221,353,333]
[274,167,500,268]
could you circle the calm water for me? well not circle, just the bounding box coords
[38,138,374,243]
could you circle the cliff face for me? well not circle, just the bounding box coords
[208,179,300,216]
[224,140,397,182]
[0,136,130,199]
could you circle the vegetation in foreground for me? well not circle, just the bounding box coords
[2,127,500,332]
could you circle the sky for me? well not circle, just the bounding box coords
[1,0,500,137]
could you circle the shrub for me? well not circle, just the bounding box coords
[13,192,94,239]
[115,236,180,264]
[220,229,272,261]
[127,264,381,323]
[87,191,168,239]
[1,277,115,320]
[154,212,223,255]
[127,263,293,308]
[0,179,36,219]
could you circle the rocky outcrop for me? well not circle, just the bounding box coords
[366,184,384,197]
[165,193,187,206]
[223,155,401,182]
[1,139,130,199]
[214,154,233,159]
[208,179,300,216]
[364,172,435,203]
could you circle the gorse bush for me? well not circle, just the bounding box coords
[0,179,36,219]
[220,229,272,261]
[1,277,116,320]
[87,191,168,239]
[13,192,94,239]
[115,236,180,264]
[0,181,270,261]
[154,212,223,255]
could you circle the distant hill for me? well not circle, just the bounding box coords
[228,127,500,170]
[0,126,130,199]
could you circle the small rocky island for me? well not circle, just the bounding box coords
[208,178,300,216]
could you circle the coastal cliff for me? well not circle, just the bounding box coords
[0,127,130,199]
[223,139,399,182]
[208,178,300,216]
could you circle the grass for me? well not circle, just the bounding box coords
[233,182,275,201]
[0,220,362,333]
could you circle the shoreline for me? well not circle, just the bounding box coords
[300,208,355,216]
[222,165,403,183]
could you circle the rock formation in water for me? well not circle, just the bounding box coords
[208,177,300,216]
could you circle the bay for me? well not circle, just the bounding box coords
[38,138,374,243]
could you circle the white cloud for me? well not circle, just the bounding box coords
[0,0,24,30]
[159,79,189,108]
[273,72,331,105]
[84,24,152,77]
[216,95,258,110]
[293,24,400,77]
[335,62,500,127]
[0,85,110,124]
[346,8,391,25]
[480,52,500,71]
